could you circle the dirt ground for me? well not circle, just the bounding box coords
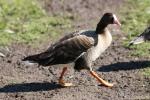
[0,0,150,100]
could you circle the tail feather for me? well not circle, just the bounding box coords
[128,36,145,46]
[22,54,41,62]
[22,51,55,66]
[22,54,48,66]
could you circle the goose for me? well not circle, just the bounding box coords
[129,26,150,46]
[23,13,121,87]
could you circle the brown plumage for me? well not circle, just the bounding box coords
[23,13,121,87]
[23,30,95,66]
[129,26,150,46]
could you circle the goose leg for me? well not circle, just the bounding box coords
[89,70,114,87]
[58,67,73,87]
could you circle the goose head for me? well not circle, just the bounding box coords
[96,13,121,34]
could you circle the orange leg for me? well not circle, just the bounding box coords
[58,67,73,87]
[90,70,114,87]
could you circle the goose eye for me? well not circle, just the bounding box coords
[111,17,114,23]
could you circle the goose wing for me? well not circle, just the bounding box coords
[23,30,96,66]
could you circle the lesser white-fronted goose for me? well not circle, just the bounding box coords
[129,26,150,46]
[23,13,121,87]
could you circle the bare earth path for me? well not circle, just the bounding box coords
[0,0,149,100]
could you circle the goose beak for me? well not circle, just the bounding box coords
[114,19,121,27]
[113,14,121,27]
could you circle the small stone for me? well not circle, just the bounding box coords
[0,52,6,57]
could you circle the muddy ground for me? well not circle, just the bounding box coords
[0,0,150,100]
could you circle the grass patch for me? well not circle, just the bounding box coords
[120,0,150,77]
[142,62,150,77]
[143,68,150,77]
[0,0,72,46]
[120,0,150,57]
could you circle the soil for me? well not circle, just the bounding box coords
[0,0,150,100]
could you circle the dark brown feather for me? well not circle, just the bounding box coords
[23,30,95,66]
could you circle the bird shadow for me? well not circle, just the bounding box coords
[0,82,63,93]
[98,60,150,72]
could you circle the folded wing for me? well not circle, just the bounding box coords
[23,31,95,66]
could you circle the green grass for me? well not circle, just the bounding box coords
[143,68,150,76]
[121,0,150,57]
[0,0,72,45]
[120,0,150,77]
[141,61,150,77]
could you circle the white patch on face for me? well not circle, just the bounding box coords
[112,14,121,26]
[113,14,118,22]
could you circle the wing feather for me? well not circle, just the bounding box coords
[23,30,96,66]
[39,33,95,65]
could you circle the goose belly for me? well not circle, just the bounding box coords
[90,43,108,61]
